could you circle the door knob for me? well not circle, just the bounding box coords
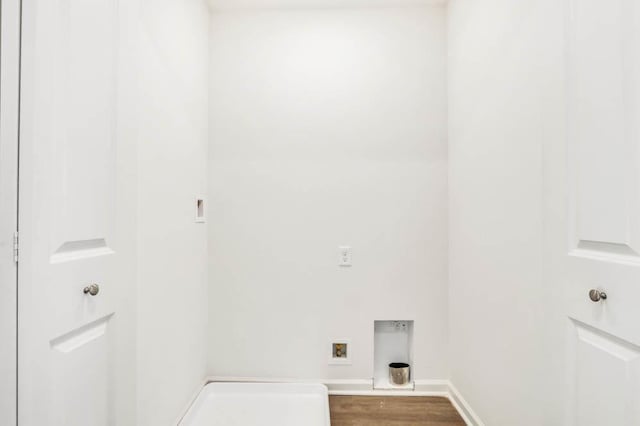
[83,284,100,296]
[589,289,607,302]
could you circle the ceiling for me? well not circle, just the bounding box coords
[207,0,447,12]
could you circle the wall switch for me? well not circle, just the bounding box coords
[339,246,352,266]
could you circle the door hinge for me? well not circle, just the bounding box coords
[13,231,18,263]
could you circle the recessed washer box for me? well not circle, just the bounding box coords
[328,339,352,365]
[374,320,414,390]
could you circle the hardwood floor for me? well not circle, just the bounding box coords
[329,396,466,426]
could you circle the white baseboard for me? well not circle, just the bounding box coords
[414,379,450,394]
[175,377,210,425]
[447,382,485,426]
[188,376,484,426]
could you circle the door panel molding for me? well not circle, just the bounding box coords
[50,314,113,354]
[568,319,640,426]
[50,238,114,264]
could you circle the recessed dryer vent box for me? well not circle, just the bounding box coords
[373,320,414,390]
[195,196,205,223]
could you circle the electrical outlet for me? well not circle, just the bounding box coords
[338,246,352,266]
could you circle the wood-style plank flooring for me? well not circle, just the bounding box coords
[329,396,466,426]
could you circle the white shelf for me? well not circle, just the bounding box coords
[373,376,415,391]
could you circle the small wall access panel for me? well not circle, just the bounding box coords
[374,320,414,390]
[328,339,351,365]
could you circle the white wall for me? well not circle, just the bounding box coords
[447,0,565,424]
[136,0,209,424]
[113,0,142,424]
[0,1,20,423]
[207,6,448,382]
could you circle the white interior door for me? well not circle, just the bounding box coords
[566,0,640,424]
[18,0,122,424]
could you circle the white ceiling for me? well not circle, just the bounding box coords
[208,0,446,12]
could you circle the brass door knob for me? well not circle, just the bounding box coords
[589,289,606,302]
[83,284,100,296]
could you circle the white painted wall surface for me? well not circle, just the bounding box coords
[137,0,209,424]
[207,6,448,381]
[113,1,142,424]
[207,0,446,12]
[447,0,566,424]
[0,0,20,423]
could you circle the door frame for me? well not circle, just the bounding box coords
[0,0,21,424]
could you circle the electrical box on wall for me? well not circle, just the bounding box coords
[373,320,414,390]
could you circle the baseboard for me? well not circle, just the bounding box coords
[323,378,374,393]
[197,376,484,426]
[414,379,450,394]
[447,382,485,426]
[175,377,210,425]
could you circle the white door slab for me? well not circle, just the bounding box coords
[18,0,122,424]
[566,0,640,424]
